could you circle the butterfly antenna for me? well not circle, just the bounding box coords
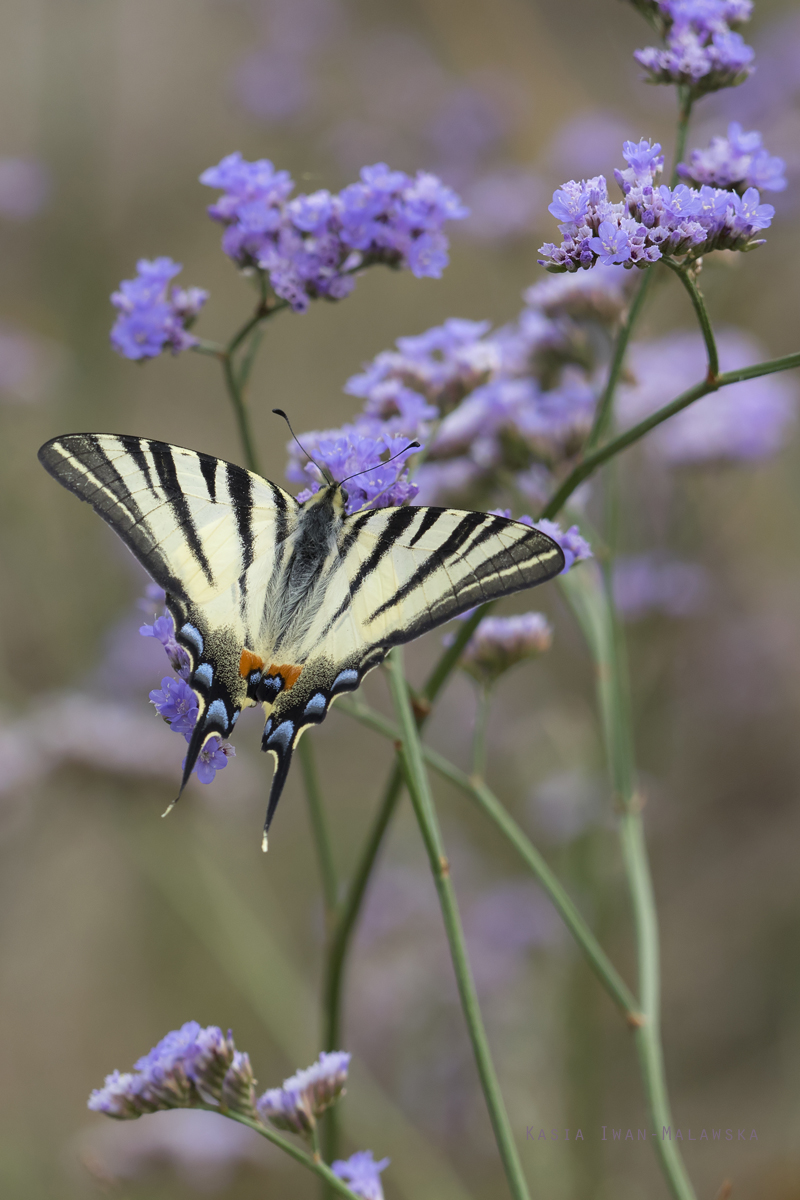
[338,441,420,488]
[272,408,335,485]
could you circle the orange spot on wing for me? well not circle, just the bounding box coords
[268,662,303,690]
[239,649,265,678]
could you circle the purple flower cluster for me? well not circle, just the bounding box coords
[111,258,208,361]
[613,553,711,620]
[633,0,754,98]
[140,600,234,784]
[538,139,774,273]
[314,270,633,514]
[200,154,468,313]
[255,1051,351,1137]
[332,1151,390,1200]
[88,1023,257,1120]
[678,123,786,193]
[457,611,553,683]
[286,428,420,514]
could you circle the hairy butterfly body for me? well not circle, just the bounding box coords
[38,433,565,845]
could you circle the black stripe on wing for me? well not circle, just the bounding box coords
[38,433,187,596]
[150,441,216,588]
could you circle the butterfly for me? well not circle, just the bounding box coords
[38,432,565,846]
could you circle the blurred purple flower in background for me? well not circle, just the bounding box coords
[110,258,208,361]
[544,113,633,182]
[0,322,68,404]
[454,612,553,684]
[0,157,50,219]
[632,0,754,98]
[618,329,797,463]
[613,554,712,620]
[332,1150,390,1200]
[678,122,786,192]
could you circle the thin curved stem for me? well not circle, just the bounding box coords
[584,270,653,452]
[336,695,640,1021]
[662,259,719,381]
[471,684,492,779]
[539,350,800,520]
[387,647,531,1200]
[205,1108,360,1199]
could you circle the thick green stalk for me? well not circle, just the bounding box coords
[561,564,696,1200]
[298,737,339,920]
[387,648,531,1200]
[337,695,639,1021]
[539,351,800,519]
[206,1108,360,1199]
[662,259,719,381]
[584,270,653,452]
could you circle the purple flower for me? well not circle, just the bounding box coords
[617,329,797,463]
[140,612,191,679]
[331,1151,390,1200]
[538,140,773,274]
[110,258,208,361]
[256,1051,351,1137]
[678,122,786,193]
[88,1023,256,1120]
[188,735,235,785]
[149,676,198,735]
[523,516,593,573]
[634,26,754,97]
[588,220,632,265]
[613,554,711,620]
[201,155,467,311]
[454,611,553,683]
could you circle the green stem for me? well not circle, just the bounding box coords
[423,605,488,701]
[471,684,492,779]
[662,259,719,381]
[205,1108,360,1199]
[584,270,653,452]
[672,90,693,186]
[563,562,696,1200]
[298,737,339,920]
[387,648,531,1200]
[222,352,261,475]
[237,324,265,390]
[539,350,800,520]
[320,765,404,1165]
[337,695,639,1021]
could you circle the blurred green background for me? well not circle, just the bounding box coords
[1,0,800,1197]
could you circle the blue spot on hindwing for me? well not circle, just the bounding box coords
[181,623,204,656]
[304,693,327,717]
[267,720,294,750]
[332,668,359,692]
[206,699,228,728]
[194,663,213,688]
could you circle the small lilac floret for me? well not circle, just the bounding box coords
[111,258,208,361]
[456,611,553,683]
[331,1150,391,1200]
[528,517,593,573]
[186,735,235,785]
[140,612,191,679]
[256,1050,351,1137]
[588,220,631,265]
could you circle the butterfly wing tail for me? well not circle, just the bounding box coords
[261,718,301,850]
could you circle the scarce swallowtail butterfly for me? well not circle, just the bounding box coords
[38,432,565,846]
